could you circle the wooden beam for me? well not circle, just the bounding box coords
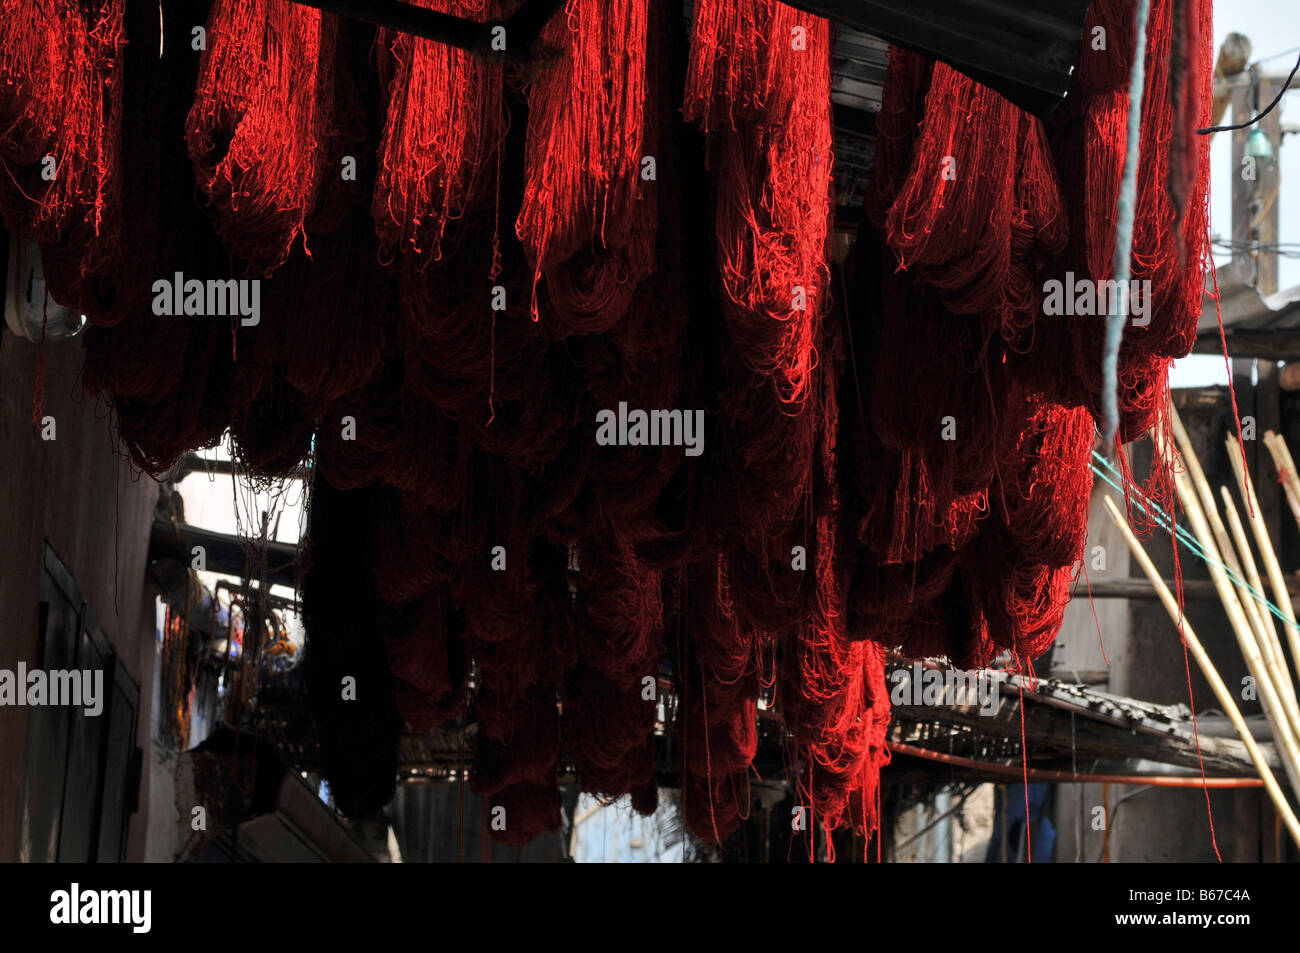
[1194,328,1300,359]
[173,453,310,483]
[287,0,565,61]
[888,742,1267,786]
[1255,78,1284,296]
[895,681,1276,775]
[150,521,299,591]
[1076,578,1218,601]
[1211,33,1252,129]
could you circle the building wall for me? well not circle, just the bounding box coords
[0,325,159,861]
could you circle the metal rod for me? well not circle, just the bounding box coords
[889,741,1265,788]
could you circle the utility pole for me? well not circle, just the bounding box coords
[1221,35,1283,297]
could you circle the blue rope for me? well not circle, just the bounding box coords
[1101,0,1152,450]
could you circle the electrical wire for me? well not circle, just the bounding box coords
[1258,46,1300,66]
[1199,48,1300,134]
[1091,785,1155,863]
[1212,238,1300,260]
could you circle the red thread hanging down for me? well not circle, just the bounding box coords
[685,1,834,650]
[1015,655,1031,863]
[678,556,760,843]
[373,0,507,269]
[2,0,1221,858]
[1171,535,1223,861]
[1082,563,1110,666]
[1210,255,1253,517]
[868,54,1067,320]
[186,0,349,274]
[1055,0,1213,438]
[0,0,126,309]
[687,0,831,410]
[993,385,1096,570]
[843,0,1213,691]
[515,0,659,332]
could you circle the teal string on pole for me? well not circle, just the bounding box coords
[1090,452,1300,632]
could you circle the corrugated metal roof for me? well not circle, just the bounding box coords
[832,26,889,114]
[795,0,1093,116]
[831,24,887,212]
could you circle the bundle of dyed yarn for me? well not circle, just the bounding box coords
[0,0,1212,851]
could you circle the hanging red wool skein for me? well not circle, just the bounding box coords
[0,0,126,311]
[1053,0,1213,438]
[372,0,508,269]
[782,511,892,843]
[187,0,347,274]
[684,0,834,645]
[515,0,660,334]
[685,0,831,409]
[868,55,1067,320]
[677,555,761,843]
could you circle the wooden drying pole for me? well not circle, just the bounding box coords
[1263,431,1300,621]
[1102,496,1300,849]
[1169,410,1274,656]
[1220,486,1300,713]
[1171,459,1300,798]
[1262,431,1300,530]
[1163,411,1300,734]
[1226,433,1300,704]
[1154,413,1300,796]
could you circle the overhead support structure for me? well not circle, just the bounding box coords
[1076,578,1218,601]
[786,0,1095,116]
[1193,327,1300,360]
[150,521,299,592]
[287,0,567,61]
[288,0,1090,117]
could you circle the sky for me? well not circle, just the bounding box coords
[1173,0,1300,386]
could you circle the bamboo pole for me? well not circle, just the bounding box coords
[1155,421,1300,753]
[1265,432,1300,621]
[1265,430,1300,500]
[1102,496,1300,849]
[1220,487,1296,694]
[1265,430,1300,626]
[1153,437,1300,799]
[1169,407,1272,643]
[1262,431,1300,528]
[1226,434,1300,687]
[1221,486,1300,726]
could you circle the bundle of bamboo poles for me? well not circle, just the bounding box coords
[1102,404,1300,848]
